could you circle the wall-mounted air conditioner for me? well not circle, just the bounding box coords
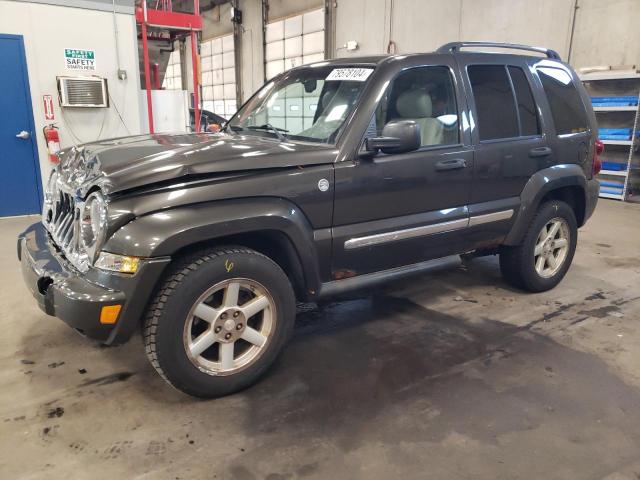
[57,76,109,108]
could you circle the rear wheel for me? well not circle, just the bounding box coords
[143,246,296,398]
[500,200,577,292]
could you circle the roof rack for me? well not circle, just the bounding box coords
[437,42,562,60]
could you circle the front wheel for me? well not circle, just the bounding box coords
[143,247,296,398]
[500,200,578,292]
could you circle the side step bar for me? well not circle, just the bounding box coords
[318,255,461,299]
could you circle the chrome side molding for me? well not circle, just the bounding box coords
[344,209,514,250]
[344,218,468,250]
[468,209,514,227]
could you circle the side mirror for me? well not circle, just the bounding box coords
[365,120,421,155]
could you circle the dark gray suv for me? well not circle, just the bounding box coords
[18,42,600,397]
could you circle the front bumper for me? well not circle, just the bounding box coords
[18,222,170,344]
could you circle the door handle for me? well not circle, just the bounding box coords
[529,146,552,158]
[435,158,467,171]
[16,130,30,140]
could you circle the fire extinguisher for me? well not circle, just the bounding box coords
[43,124,61,164]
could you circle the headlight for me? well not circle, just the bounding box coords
[80,191,107,263]
[94,252,140,274]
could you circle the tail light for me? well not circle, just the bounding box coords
[593,139,604,176]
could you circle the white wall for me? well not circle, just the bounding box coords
[203,3,234,40]
[267,0,324,20]
[334,0,640,70]
[570,0,640,68]
[0,0,142,187]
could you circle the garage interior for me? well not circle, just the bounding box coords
[1,0,640,478]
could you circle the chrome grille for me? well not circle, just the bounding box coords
[43,187,87,271]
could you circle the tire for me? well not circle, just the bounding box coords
[143,246,296,398]
[500,200,578,292]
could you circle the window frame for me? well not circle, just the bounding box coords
[465,63,544,145]
[361,64,465,155]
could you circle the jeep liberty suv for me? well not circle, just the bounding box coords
[18,42,600,397]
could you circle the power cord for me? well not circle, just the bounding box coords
[108,90,131,135]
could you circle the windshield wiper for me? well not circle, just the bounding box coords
[246,124,289,141]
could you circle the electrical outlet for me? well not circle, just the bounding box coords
[346,41,359,51]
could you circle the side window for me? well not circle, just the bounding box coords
[468,65,519,140]
[508,66,540,136]
[374,66,459,147]
[536,66,588,135]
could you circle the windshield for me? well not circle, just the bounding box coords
[227,65,374,143]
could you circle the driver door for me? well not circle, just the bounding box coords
[331,64,473,277]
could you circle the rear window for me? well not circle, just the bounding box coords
[536,66,588,135]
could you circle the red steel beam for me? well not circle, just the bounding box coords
[135,2,203,133]
[191,29,200,132]
[135,8,202,30]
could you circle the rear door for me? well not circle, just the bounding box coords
[331,62,473,277]
[460,56,551,244]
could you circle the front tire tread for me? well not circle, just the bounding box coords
[142,246,276,396]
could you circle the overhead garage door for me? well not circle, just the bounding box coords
[265,8,325,80]
[200,34,237,118]
[162,50,182,90]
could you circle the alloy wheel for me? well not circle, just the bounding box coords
[533,217,570,278]
[183,278,276,376]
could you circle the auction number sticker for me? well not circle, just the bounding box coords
[325,68,373,82]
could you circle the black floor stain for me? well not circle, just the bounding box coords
[46,407,64,418]
[578,305,621,318]
[585,291,606,301]
[79,372,134,387]
[219,294,640,479]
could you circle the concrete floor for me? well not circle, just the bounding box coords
[1,199,639,480]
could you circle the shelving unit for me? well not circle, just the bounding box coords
[594,106,637,112]
[580,71,640,202]
[600,169,627,177]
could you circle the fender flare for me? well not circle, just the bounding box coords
[103,197,322,294]
[504,164,587,245]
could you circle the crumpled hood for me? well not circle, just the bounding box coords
[57,132,336,195]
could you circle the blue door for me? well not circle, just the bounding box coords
[0,34,42,217]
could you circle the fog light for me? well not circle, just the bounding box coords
[100,305,122,324]
[95,252,140,274]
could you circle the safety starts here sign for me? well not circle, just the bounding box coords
[64,48,96,71]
